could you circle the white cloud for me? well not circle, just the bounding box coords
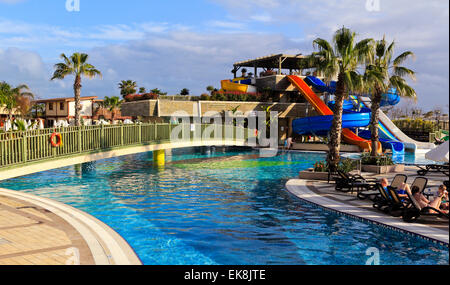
[0,0,448,111]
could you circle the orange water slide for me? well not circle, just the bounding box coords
[287,75,381,153]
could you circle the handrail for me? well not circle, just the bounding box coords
[0,123,253,169]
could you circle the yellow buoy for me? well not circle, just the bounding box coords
[153,149,165,167]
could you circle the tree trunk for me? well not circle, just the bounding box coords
[327,73,346,171]
[74,75,82,126]
[370,90,382,157]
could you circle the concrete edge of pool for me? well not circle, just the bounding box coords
[285,179,449,245]
[0,188,142,265]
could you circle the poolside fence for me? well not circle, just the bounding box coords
[0,123,253,169]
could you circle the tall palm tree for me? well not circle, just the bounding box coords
[104,96,123,120]
[51,53,102,126]
[118,80,137,98]
[363,36,417,156]
[306,27,373,170]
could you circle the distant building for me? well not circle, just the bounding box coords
[34,96,98,127]
[92,99,132,121]
[33,97,132,127]
[0,105,19,121]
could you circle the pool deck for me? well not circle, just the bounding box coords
[286,166,449,245]
[0,188,142,265]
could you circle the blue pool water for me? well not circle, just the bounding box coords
[343,152,442,165]
[0,147,448,265]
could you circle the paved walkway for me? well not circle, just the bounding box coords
[0,195,94,265]
[286,166,449,244]
[0,189,142,265]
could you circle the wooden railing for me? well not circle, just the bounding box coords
[0,123,252,169]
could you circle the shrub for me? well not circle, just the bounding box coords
[339,158,358,173]
[200,93,210,101]
[360,153,395,166]
[210,91,264,102]
[124,93,159,102]
[313,158,358,173]
[393,118,438,132]
[314,161,328,172]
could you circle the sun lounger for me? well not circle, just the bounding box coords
[411,177,428,194]
[402,190,449,222]
[387,187,410,216]
[358,174,407,201]
[334,170,377,193]
[372,183,395,212]
[415,163,449,177]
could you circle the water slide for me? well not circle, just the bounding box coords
[304,75,433,153]
[349,95,435,152]
[221,78,257,93]
[327,101,405,155]
[293,111,371,137]
[287,75,382,153]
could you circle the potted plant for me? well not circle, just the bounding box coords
[360,153,404,174]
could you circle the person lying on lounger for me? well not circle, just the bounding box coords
[411,186,448,214]
[438,185,449,211]
[380,178,408,199]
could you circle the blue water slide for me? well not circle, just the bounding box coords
[328,100,357,111]
[380,89,400,106]
[359,130,405,156]
[305,75,401,108]
[300,76,407,154]
[304,76,328,93]
[293,111,371,136]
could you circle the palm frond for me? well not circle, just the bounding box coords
[393,51,415,66]
[393,66,416,81]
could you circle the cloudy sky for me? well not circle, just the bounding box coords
[0,0,448,111]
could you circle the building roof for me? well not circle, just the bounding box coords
[233,54,309,71]
[34,96,98,103]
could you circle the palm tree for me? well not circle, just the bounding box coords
[150,88,167,96]
[306,27,373,170]
[0,82,14,119]
[103,96,123,120]
[32,103,45,118]
[51,53,102,126]
[206,86,215,95]
[0,82,34,120]
[363,36,417,156]
[118,80,138,98]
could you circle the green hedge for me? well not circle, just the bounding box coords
[393,119,438,132]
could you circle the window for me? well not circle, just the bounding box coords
[60,102,65,111]
[48,103,54,111]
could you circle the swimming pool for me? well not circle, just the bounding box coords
[0,147,448,265]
